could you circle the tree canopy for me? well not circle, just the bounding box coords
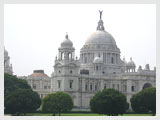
[130,87,156,115]
[90,88,128,116]
[42,92,73,116]
[4,73,31,98]
[5,89,41,115]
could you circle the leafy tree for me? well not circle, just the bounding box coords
[4,73,31,98]
[42,92,73,116]
[130,87,156,115]
[5,89,41,115]
[90,88,127,116]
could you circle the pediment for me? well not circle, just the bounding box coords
[54,63,63,67]
[68,63,77,67]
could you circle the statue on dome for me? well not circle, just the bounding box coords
[99,10,103,19]
[65,32,68,39]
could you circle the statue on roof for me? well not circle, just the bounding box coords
[99,10,103,20]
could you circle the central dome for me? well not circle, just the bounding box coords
[84,11,117,46]
[85,30,116,45]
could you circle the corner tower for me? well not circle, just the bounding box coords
[51,33,79,92]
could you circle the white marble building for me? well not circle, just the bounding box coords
[19,70,51,99]
[51,11,156,109]
[7,11,156,110]
[4,49,13,75]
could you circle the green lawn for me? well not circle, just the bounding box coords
[25,113,152,116]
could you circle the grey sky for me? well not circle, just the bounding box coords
[4,4,156,76]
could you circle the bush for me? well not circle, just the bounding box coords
[130,87,156,115]
[90,88,127,116]
[42,92,73,116]
[5,89,41,115]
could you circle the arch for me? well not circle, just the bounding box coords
[68,52,72,60]
[142,83,152,90]
[61,52,64,60]
[96,65,98,71]
[55,63,63,67]
[68,63,77,67]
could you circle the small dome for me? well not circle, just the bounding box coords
[61,34,73,48]
[93,57,103,64]
[127,57,135,66]
[29,70,49,78]
[123,57,127,65]
[85,30,116,45]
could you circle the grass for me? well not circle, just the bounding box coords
[25,113,153,116]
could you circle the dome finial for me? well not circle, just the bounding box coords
[97,10,105,31]
[65,32,68,39]
[99,10,103,20]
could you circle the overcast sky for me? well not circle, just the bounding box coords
[4,4,156,76]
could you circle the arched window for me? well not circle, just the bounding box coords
[85,84,88,91]
[69,53,72,60]
[95,85,97,91]
[61,52,64,60]
[111,57,114,64]
[58,80,61,88]
[131,86,135,92]
[142,83,152,90]
[69,80,73,89]
[96,66,98,71]
[90,84,93,91]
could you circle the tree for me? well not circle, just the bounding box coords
[4,73,31,98]
[130,87,156,115]
[5,89,41,115]
[90,88,127,116]
[42,92,73,116]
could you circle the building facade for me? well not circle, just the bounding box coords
[19,70,51,99]
[51,11,156,109]
[6,11,156,110]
